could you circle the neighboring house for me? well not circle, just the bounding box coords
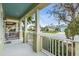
[41,24,67,32]
[47,27,55,32]
[44,25,56,32]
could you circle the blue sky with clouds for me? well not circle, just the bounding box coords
[39,4,65,27]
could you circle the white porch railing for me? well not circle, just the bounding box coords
[27,31,34,46]
[27,31,79,56]
[41,36,76,56]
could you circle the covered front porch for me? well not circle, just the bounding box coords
[0,3,50,56]
[0,3,79,56]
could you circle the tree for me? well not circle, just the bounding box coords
[47,4,79,55]
[47,3,79,40]
[64,15,79,40]
[27,16,32,24]
[55,27,61,32]
[75,15,79,34]
[65,19,77,40]
[27,16,35,24]
[64,28,70,39]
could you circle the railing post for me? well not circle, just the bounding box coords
[75,41,79,56]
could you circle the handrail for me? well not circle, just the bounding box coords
[27,31,79,43]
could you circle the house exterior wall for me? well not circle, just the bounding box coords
[0,3,5,54]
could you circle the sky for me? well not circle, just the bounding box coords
[39,4,66,27]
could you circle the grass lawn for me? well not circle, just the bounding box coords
[42,31,60,34]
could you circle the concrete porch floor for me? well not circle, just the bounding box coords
[0,39,46,56]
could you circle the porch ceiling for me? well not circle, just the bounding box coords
[3,3,38,19]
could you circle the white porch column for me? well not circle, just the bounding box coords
[19,20,23,42]
[33,9,41,52]
[0,3,5,54]
[24,18,28,43]
[16,22,19,32]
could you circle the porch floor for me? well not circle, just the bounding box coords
[1,39,46,56]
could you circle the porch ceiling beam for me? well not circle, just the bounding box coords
[5,19,19,23]
[21,3,49,20]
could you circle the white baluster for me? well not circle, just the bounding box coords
[71,41,73,56]
[66,41,68,56]
[62,41,64,56]
[55,40,57,55]
[58,40,60,56]
[52,39,53,54]
[50,38,51,53]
